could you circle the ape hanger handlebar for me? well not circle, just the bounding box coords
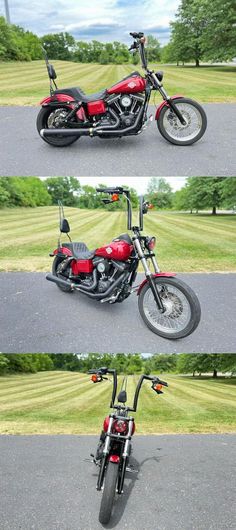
[96,187,151,232]
[88,367,168,412]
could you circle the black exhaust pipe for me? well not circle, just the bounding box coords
[46,269,98,292]
[46,273,75,290]
[46,271,128,300]
[40,107,144,139]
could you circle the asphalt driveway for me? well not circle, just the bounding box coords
[0,272,235,353]
[0,434,235,530]
[1,104,236,176]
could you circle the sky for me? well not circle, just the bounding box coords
[1,0,180,45]
[51,177,187,194]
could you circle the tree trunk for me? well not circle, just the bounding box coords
[212,206,217,215]
[213,369,217,378]
[195,58,200,67]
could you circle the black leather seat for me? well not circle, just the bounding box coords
[54,87,107,103]
[62,242,95,260]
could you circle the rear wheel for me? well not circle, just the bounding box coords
[99,462,119,524]
[36,106,79,147]
[52,256,73,293]
[138,276,201,339]
[157,98,207,145]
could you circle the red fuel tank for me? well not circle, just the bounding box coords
[95,240,133,261]
[107,75,146,94]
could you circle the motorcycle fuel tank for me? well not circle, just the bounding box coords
[95,240,133,261]
[107,75,146,94]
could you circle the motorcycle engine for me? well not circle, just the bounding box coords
[93,257,127,293]
[97,93,145,129]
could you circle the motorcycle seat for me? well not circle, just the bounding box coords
[62,242,95,260]
[54,87,107,103]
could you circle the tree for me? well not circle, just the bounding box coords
[0,177,51,207]
[169,0,236,66]
[174,177,226,214]
[146,35,161,62]
[41,33,76,60]
[45,177,81,206]
[220,178,236,209]
[147,177,173,209]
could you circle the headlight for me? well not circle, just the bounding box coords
[145,236,156,251]
[156,70,163,82]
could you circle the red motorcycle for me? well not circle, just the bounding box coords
[46,187,201,339]
[87,366,168,524]
[37,32,207,147]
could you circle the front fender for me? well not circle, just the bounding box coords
[137,273,176,295]
[155,95,184,120]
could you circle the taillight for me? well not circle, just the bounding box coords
[146,236,156,251]
[112,419,128,434]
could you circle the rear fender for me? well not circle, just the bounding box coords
[155,95,184,120]
[52,247,73,257]
[137,273,176,295]
[40,94,76,107]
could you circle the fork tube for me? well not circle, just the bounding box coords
[151,256,160,273]
[133,237,164,311]
[118,420,133,494]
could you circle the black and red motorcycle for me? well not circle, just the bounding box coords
[87,366,168,524]
[37,32,207,147]
[46,187,201,339]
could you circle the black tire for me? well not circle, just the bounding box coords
[157,97,207,146]
[138,276,201,339]
[36,106,79,147]
[99,462,119,525]
[52,256,73,293]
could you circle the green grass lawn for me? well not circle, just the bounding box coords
[0,207,235,272]
[0,372,235,435]
[0,61,235,105]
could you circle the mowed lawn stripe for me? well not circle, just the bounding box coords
[0,373,235,434]
[0,207,235,272]
[0,61,235,104]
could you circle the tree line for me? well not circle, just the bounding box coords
[1,1,235,66]
[0,353,235,377]
[0,16,160,64]
[0,177,235,214]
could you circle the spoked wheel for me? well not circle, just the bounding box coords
[138,277,201,339]
[36,106,79,147]
[52,256,73,293]
[157,98,207,145]
[99,462,119,524]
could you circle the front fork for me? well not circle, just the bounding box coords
[151,72,186,126]
[133,237,165,313]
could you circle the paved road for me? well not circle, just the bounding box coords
[1,105,236,176]
[0,272,235,353]
[0,434,235,530]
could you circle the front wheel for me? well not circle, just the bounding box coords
[99,462,119,524]
[36,106,80,147]
[157,98,207,145]
[138,277,201,339]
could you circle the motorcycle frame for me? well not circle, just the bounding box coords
[40,33,186,138]
[90,368,167,494]
[47,188,175,312]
